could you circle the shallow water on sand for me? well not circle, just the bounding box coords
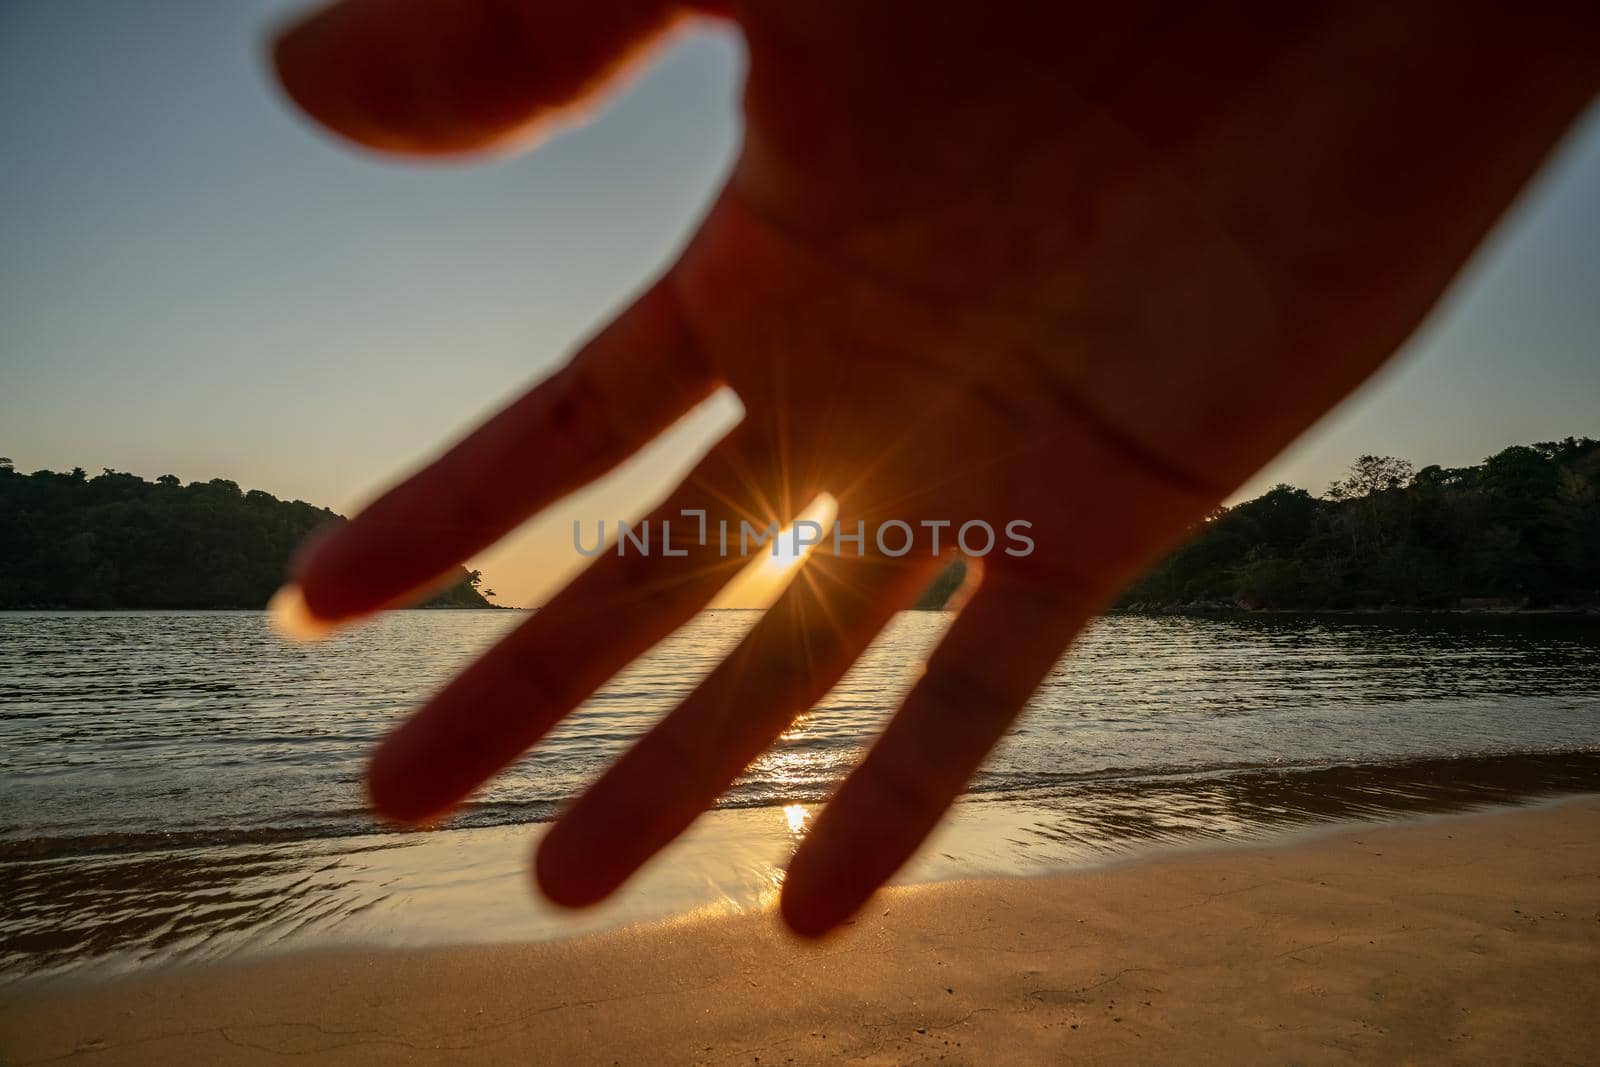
[3,610,1599,981]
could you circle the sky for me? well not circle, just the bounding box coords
[3,2,1597,608]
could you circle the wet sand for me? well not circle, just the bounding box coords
[4,797,1597,1065]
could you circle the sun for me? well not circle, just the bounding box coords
[762,525,810,572]
[711,493,838,609]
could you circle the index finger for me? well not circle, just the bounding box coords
[283,279,714,627]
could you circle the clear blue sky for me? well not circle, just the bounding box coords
[3,2,1597,606]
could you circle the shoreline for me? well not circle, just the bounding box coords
[1111,605,1600,617]
[6,751,1597,989]
[5,796,1597,1064]
[6,605,1598,615]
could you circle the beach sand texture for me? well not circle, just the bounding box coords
[4,797,1597,1065]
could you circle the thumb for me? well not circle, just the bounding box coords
[272,0,691,156]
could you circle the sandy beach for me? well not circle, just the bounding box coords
[4,797,1597,1065]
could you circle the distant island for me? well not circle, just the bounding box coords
[0,461,496,610]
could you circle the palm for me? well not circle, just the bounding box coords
[273,0,1595,934]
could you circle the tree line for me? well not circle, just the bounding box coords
[1118,437,1600,611]
[4,436,1596,613]
[0,461,495,610]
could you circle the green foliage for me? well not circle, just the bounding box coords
[0,466,496,610]
[1120,437,1600,610]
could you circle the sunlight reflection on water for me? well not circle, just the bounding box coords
[2,609,1599,981]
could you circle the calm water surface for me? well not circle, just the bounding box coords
[2,610,1598,982]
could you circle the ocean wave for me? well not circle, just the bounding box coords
[6,746,1596,864]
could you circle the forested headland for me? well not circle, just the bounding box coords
[4,437,1596,613]
[0,461,496,610]
[1119,437,1600,612]
[915,437,1599,613]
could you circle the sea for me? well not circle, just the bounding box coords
[3,609,1599,984]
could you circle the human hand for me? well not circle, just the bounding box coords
[271,1,1596,935]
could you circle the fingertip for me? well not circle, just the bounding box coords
[267,584,340,642]
[269,9,314,104]
[362,764,414,825]
[364,779,439,829]
[534,825,613,910]
[778,876,854,941]
[269,4,367,148]
[365,729,453,825]
[777,845,868,939]
[267,0,687,157]
[284,522,363,627]
[268,0,477,155]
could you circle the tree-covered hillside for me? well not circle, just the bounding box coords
[1120,438,1600,611]
[6,437,1594,614]
[0,461,496,610]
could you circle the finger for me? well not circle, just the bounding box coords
[272,0,684,155]
[287,279,713,625]
[365,429,788,823]
[780,570,1094,938]
[537,550,941,907]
